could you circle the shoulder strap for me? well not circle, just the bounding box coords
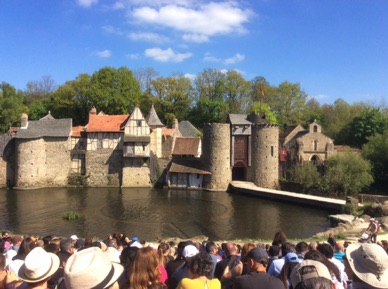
[54,277,65,289]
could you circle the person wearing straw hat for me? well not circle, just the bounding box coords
[64,247,124,289]
[344,243,388,289]
[14,246,60,289]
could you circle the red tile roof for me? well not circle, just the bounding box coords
[87,114,129,132]
[162,127,175,137]
[72,126,85,137]
[172,137,201,156]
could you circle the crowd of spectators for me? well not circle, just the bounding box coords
[0,230,387,289]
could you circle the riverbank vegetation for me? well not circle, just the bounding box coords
[286,150,374,196]
[1,67,387,192]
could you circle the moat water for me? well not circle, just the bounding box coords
[0,187,336,241]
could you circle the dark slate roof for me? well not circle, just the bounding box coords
[0,134,13,157]
[178,121,200,137]
[14,119,72,139]
[227,114,252,125]
[172,137,201,156]
[280,125,299,139]
[294,131,309,140]
[169,158,211,175]
[39,112,55,120]
[146,105,164,127]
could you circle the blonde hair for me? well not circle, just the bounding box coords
[130,247,161,289]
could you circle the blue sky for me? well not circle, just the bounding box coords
[1,0,387,105]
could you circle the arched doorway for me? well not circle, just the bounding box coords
[310,155,320,165]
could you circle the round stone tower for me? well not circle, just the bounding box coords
[251,123,279,189]
[202,123,231,191]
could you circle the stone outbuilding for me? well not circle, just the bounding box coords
[11,113,72,188]
[280,120,335,164]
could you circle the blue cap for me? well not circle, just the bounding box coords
[285,252,299,263]
[132,237,139,241]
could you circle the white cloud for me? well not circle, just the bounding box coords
[224,53,245,65]
[130,2,253,42]
[76,0,98,8]
[96,50,112,58]
[128,32,169,43]
[182,33,209,43]
[203,52,220,63]
[184,73,196,81]
[144,47,192,62]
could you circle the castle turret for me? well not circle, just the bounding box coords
[202,123,231,191]
[251,123,279,189]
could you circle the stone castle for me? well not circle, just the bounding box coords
[0,105,319,191]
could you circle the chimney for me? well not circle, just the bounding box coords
[20,113,28,129]
[172,119,179,130]
[90,106,97,115]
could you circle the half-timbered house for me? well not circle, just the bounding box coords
[122,106,152,187]
[166,137,210,189]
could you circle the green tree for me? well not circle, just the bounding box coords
[249,76,271,103]
[48,73,93,125]
[287,162,322,192]
[223,70,250,113]
[28,100,49,120]
[89,66,141,115]
[194,68,225,102]
[268,81,308,128]
[321,99,365,144]
[323,151,373,196]
[248,102,278,124]
[362,131,388,182]
[0,82,27,132]
[348,107,388,147]
[151,75,193,126]
[187,100,229,129]
[306,97,325,126]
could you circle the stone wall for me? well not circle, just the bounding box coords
[250,124,279,189]
[202,123,231,191]
[122,158,151,187]
[85,149,122,186]
[298,132,334,162]
[14,137,70,188]
[0,158,6,187]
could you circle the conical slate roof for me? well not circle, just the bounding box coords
[146,105,164,127]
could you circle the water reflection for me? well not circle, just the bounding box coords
[0,187,333,240]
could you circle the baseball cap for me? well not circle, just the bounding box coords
[291,260,333,288]
[246,247,268,263]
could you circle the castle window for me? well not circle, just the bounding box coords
[271,146,274,157]
[314,140,318,151]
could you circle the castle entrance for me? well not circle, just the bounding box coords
[232,167,246,180]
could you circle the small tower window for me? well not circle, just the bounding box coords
[314,125,318,132]
[313,140,318,151]
[271,146,274,157]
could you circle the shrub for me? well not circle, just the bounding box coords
[62,211,80,220]
[287,162,321,193]
[323,151,373,196]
